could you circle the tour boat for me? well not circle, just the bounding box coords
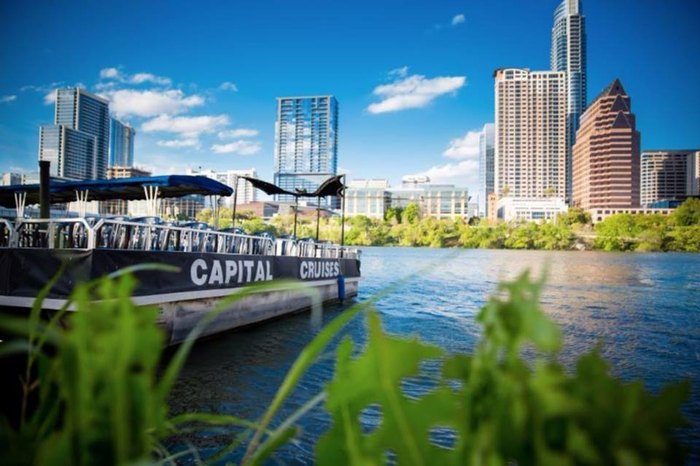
[0,172,360,345]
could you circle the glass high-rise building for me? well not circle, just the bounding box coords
[551,0,587,202]
[478,123,495,216]
[273,96,338,207]
[109,118,135,167]
[39,88,110,180]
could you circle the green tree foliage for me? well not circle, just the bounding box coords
[672,197,700,226]
[403,203,420,224]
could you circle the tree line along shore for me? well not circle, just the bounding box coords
[195,198,700,253]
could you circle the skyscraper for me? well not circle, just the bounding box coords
[478,123,495,216]
[494,68,567,199]
[38,88,110,179]
[273,96,338,207]
[551,0,587,201]
[572,79,640,210]
[109,118,135,167]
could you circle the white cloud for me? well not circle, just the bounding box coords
[217,128,258,139]
[157,138,200,149]
[129,73,172,86]
[388,66,409,78]
[443,130,481,159]
[100,67,122,79]
[43,90,57,105]
[367,73,466,114]
[141,114,229,137]
[107,89,205,118]
[219,81,238,92]
[451,14,465,26]
[412,159,479,188]
[0,95,17,103]
[211,140,261,155]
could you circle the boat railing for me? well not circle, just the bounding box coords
[3,217,359,259]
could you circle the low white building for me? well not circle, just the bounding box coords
[497,197,568,222]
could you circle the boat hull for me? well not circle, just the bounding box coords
[0,248,361,345]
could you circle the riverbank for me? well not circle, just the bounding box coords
[196,199,700,253]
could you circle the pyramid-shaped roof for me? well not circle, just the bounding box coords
[592,78,627,104]
[609,94,630,113]
[611,111,631,129]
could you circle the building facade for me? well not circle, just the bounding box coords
[273,96,338,207]
[101,166,152,216]
[109,118,135,167]
[640,150,700,207]
[190,168,258,208]
[494,68,567,199]
[496,196,568,222]
[551,0,587,201]
[345,179,392,219]
[38,88,110,180]
[572,79,640,210]
[478,123,495,217]
[1,173,22,186]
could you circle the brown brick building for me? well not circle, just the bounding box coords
[572,79,640,209]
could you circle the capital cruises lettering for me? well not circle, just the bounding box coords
[190,259,273,286]
[299,260,340,280]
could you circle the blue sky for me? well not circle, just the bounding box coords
[1,0,699,197]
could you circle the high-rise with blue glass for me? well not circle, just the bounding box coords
[109,118,135,167]
[273,95,338,207]
[478,123,495,217]
[551,0,587,202]
[38,88,110,179]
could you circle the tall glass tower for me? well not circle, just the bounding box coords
[273,96,338,207]
[478,123,495,217]
[551,0,587,202]
[109,118,135,167]
[39,88,110,179]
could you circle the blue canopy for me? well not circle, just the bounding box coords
[0,175,233,207]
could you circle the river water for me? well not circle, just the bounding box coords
[169,248,700,463]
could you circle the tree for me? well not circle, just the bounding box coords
[403,203,420,224]
[672,198,700,226]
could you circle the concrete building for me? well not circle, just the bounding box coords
[273,96,338,207]
[391,177,469,220]
[551,0,587,200]
[345,179,392,219]
[109,118,135,167]
[191,168,258,207]
[494,68,567,199]
[478,123,495,217]
[572,79,640,210]
[641,150,700,207]
[39,88,110,180]
[497,197,568,222]
[101,165,152,216]
[107,166,151,180]
[1,173,22,186]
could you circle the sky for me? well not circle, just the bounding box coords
[1,0,699,198]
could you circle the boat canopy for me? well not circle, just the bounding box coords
[239,174,345,198]
[0,175,233,208]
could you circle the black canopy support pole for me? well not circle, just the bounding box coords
[315,197,321,241]
[39,160,50,219]
[340,174,346,249]
[231,175,239,227]
[293,196,299,239]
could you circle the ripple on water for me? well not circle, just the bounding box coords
[168,247,700,463]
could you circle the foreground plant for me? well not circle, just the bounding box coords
[316,272,690,465]
[0,270,690,465]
